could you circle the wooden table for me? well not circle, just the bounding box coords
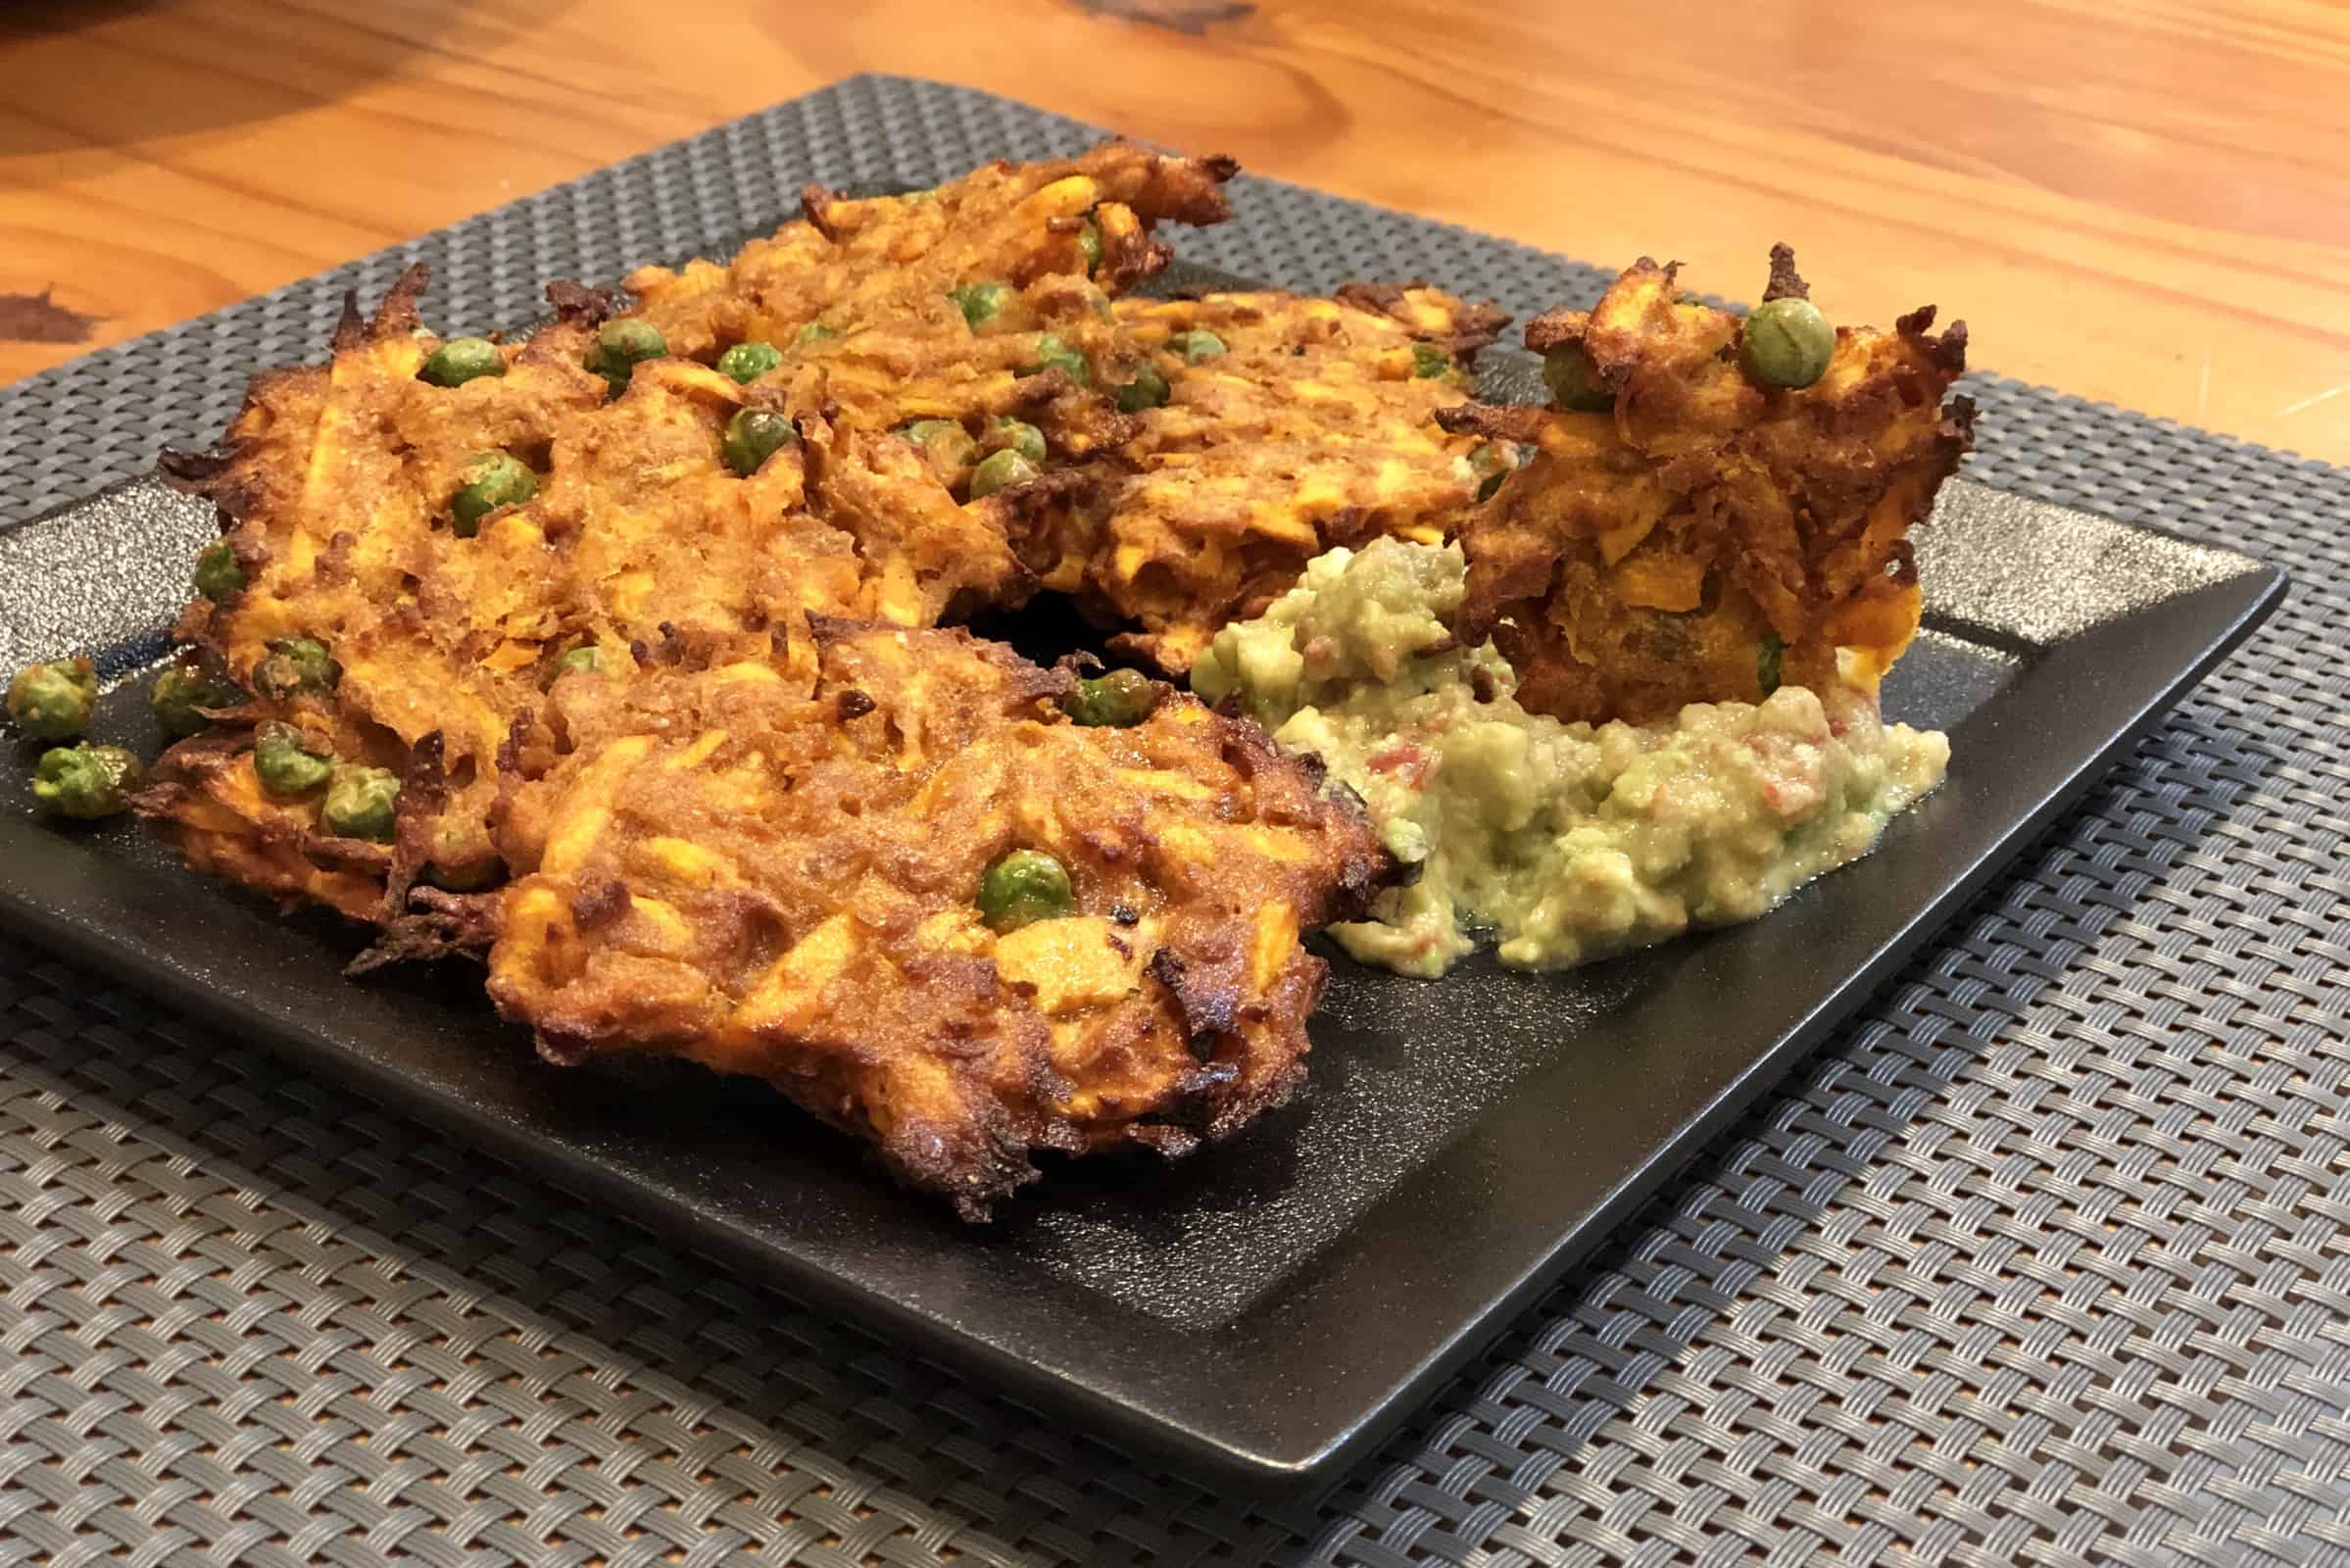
[4,0,2346,462]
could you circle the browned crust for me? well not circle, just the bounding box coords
[347,888,504,976]
[545,278,614,323]
[1435,402,1552,444]
[1762,242,1809,303]
[1334,279,1511,355]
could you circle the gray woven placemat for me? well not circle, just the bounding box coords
[3,74,2345,1567]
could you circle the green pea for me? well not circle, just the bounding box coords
[715,341,782,383]
[152,662,242,738]
[1025,332,1089,385]
[6,658,96,741]
[968,450,1040,500]
[949,281,1010,328]
[796,321,841,345]
[988,418,1047,466]
[1468,442,1517,502]
[321,763,401,842]
[253,720,332,798]
[1077,219,1102,273]
[1757,631,1785,698]
[1064,668,1157,728]
[554,646,602,680]
[1411,343,1454,379]
[977,849,1074,933]
[586,318,666,392]
[722,408,797,477]
[905,419,979,469]
[451,452,537,536]
[1166,329,1226,364]
[417,336,504,387]
[1542,344,1613,412]
[1739,297,1835,389]
[31,744,141,820]
[1115,362,1170,414]
[194,541,245,602]
[252,637,337,701]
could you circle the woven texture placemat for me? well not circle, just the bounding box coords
[4,74,2346,1567]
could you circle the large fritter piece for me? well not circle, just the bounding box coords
[624,142,1237,455]
[1029,284,1509,672]
[1447,248,1972,724]
[154,266,1025,906]
[485,623,1389,1216]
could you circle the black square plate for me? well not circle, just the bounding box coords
[0,285,2282,1489]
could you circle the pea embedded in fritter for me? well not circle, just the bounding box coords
[1115,362,1170,414]
[715,340,782,384]
[1542,343,1614,412]
[1076,219,1103,273]
[1757,631,1785,697]
[30,744,142,820]
[253,720,332,798]
[905,419,979,469]
[1411,343,1454,379]
[553,646,603,680]
[977,849,1074,933]
[986,417,1047,466]
[948,280,1010,328]
[152,662,243,738]
[1064,667,1157,727]
[585,318,666,393]
[252,637,338,701]
[967,449,1039,499]
[796,321,841,345]
[1739,297,1835,389]
[1166,329,1226,364]
[6,657,97,741]
[722,408,797,477]
[450,452,537,536]
[321,763,401,843]
[1467,442,1518,502]
[1025,332,1089,385]
[193,541,245,602]
[416,336,504,387]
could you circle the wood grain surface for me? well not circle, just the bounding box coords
[3,0,2346,461]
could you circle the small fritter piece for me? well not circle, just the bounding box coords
[1031,284,1509,673]
[137,729,393,922]
[485,623,1390,1217]
[623,142,1237,454]
[1448,248,1972,724]
[629,141,1234,351]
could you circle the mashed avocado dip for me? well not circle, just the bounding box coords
[1191,539,1949,977]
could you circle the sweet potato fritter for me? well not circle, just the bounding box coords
[1024,283,1510,672]
[1445,248,1973,725]
[154,263,1038,908]
[624,143,1237,457]
[484,622,1389,1216]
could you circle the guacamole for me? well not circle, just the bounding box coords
[1192,539,1950,977]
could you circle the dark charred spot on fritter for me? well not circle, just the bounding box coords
[1762,243,1810,305]
[569,873,633,931]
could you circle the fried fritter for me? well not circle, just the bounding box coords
[1446,247,1972,724]
[156,263,1039,908]
[624,142,1237,456]
[1023,283,1509,672]
[484,622,1389,1216]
